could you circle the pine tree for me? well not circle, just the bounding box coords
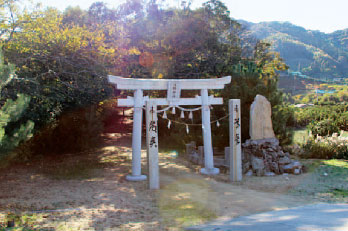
[0,51,34,158]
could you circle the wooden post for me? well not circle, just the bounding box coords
[146,100,159,189]
[229,99,242,181]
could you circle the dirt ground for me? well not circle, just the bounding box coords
[0,131,322,230]
[0,112,330,230]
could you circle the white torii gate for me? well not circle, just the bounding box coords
[108,75,231,180]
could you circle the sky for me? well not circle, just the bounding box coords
[34,0,348,33]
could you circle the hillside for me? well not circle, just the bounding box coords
[239,21,348,80]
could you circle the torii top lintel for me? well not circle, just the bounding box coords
[107,75,231,90]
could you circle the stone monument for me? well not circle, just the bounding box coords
[249,94,275,140]
[242,94,302,176]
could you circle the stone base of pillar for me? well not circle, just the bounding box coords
[200,167,220,175]
[126,175,147,181]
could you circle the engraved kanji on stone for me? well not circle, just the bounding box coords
[234,118,240,128]
[234,105,239,113]
[172,84,177,96]
[235,133,240,144]
[150,136,157,148]
[149,121,157,132]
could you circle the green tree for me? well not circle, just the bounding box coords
[213,39,290,146]
[2,7,118,128]
[0,50,34,159]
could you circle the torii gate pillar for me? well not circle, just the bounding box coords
[201,89,219,175]
[126,89,147,181]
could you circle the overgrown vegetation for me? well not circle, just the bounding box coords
[301,134,348,159]
[292,104,348,139]
[294,105,348,127]
[286,81,348,160]
[0,0,292,162]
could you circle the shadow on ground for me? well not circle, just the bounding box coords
[0,110,334,230]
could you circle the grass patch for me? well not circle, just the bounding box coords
[302,159,322,173]
[331,188,348,197]
[322,159,348,168]
[291,159,348,201]
[159,178,218,228]
[341,130,348,137]
[160,199,217,226]
[0,213,43,230]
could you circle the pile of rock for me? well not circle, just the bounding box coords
[242,138,302,176]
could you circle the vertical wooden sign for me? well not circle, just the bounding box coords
[229,99,242,182]
[146,100,159,189]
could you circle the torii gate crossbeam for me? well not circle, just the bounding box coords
[108,75,231,180]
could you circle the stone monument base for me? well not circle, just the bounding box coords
[242,138,302,176]
[201,167,220,175]
[126,175,147,181]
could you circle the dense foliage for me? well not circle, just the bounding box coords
[307,119,340,137]
[294,105,348,134]
[0,0,291,159]
[2,7,115,128]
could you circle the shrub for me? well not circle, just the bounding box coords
[294,105,348,127]
[302,135,348,159]
[337,112,348,131]
[272,105,295,145]
[307,119,339,137]
[26,105,105,156]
